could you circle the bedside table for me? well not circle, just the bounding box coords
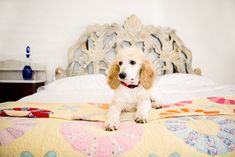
[0,80,46,103]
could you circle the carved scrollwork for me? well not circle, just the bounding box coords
[55,15,200,79]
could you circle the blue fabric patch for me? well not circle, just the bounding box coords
[44,151,57,157]
[20,151,56,157]
[20,151,33,157]
[165,116,235,156]
[168,152,181,157]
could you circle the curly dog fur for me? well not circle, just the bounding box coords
[105,47,160,131]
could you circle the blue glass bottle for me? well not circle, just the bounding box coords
[22,46,33,80]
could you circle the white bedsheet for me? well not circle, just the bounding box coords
[18,74,235,104]
[19,84,235,104]
[19,88,113,104]
[152,84,235,104]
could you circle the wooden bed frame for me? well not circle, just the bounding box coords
[55,15,201,79]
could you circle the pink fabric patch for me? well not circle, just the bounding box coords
[0,117,35,145]
[207,97,235,105]
[162,100,192,108]
[61,121,143,157]
[175,100,192,106]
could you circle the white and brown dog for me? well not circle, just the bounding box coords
[105,47,161,131]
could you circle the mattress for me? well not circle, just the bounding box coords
[19,74,235,104]
[0,74,235,157]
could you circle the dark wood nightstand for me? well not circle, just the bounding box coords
[0,80,45,103]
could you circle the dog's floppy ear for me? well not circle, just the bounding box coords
[140,59,156,90]
[107,61,120,89]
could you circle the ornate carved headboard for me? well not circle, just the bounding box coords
[55,15,201,79]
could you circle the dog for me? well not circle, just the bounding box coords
[105,47,161,131]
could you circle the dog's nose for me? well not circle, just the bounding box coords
[119,72,126,79]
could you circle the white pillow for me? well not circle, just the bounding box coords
[44,74,110,91]
[153,73,216,89]
[149,74,233,104]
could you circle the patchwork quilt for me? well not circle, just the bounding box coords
[0,96,235,157]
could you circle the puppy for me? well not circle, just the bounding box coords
[105,47,160,131]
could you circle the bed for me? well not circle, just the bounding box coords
[1,15,235,157]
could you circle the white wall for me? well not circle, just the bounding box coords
[0,0,235,84]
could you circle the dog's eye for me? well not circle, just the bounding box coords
[130,60,136,65]
[118,61,123,66]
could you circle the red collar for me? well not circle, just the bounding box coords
[120,81,140,89]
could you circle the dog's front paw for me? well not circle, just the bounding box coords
[122,107,137,112]
[105,120,119,131]
[105,123,118,131]
[135,114,148,123]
